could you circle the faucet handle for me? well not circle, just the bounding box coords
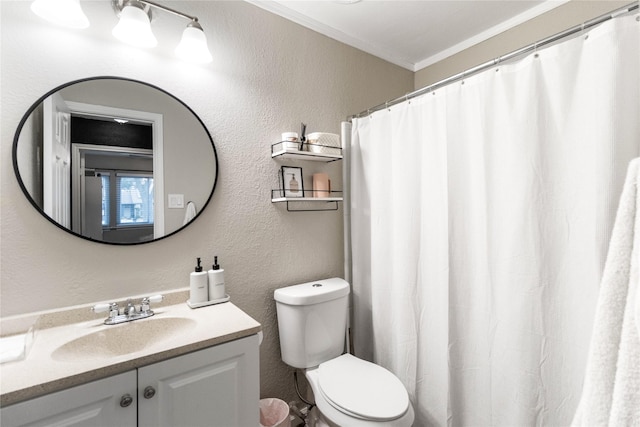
[91,303,111,313]
[146,295,164,304]
[92,302,119,319]
[141,295,164,313]
[92,302,118,314]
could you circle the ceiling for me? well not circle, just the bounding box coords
[246,0,569,72]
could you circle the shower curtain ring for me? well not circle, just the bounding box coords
[581,22,590,40]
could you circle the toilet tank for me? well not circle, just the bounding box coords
[274,278,350,369]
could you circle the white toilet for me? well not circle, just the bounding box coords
[274,277,415,427]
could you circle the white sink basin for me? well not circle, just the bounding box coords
[52,317,196,362]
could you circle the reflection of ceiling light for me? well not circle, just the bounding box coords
[30,0,90,29]
[112,0,213,64]
[334,0,363,4]
[114,118,129,124]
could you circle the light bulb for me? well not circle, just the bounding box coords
[31,0,90,29]
[175,21,213,64]
[112,1,157,48]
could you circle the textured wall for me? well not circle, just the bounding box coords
[0,0,413,402]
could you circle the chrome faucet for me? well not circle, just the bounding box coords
[92,295,164,325]
[124,299,137,316]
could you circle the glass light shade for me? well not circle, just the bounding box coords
[112,3,157,48]
[175,23,213,64]
[31,0,90,29]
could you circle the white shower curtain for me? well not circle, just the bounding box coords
[350,13,639,427]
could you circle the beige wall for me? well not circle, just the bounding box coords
[415,0,631,89]
[0,0,413,402]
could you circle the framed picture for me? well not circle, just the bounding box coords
[281,166,304,198]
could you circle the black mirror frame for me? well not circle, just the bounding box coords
[12,76,219,246]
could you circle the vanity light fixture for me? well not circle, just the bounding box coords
[31,0,90,29]
[175,20,213,64]
[112,1,157,48]
[112,0,213,64]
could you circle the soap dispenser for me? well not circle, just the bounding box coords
[207,256,226,301]
[189,257,208,304]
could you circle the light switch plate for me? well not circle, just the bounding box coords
[168,194,184,208]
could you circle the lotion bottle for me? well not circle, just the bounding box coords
[190,257,208,304]
[207,256,226,301]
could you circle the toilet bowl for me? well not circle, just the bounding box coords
[274,278,414,427]
[305,354,414,426]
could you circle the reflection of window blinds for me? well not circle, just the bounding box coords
[115,172,154,226]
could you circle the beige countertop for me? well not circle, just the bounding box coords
[0,290,261,407]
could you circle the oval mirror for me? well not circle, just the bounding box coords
[13,77,218,245]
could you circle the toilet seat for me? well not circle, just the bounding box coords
[317,354,410,421]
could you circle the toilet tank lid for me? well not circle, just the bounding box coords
[274,277,350,305]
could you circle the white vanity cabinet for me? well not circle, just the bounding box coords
[138,334,259,427]
[0,335,259,427]
[0,371,137,427]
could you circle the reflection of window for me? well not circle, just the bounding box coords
[117,174,154,225]
[100,171,154,228]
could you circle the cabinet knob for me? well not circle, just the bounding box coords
[120,394,133,407]
[143,386,156,399]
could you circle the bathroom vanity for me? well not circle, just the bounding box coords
[0,291,261,427]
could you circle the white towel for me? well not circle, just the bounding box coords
[183,201,197,225]
[572,158,640,426]
[0,334,27,364]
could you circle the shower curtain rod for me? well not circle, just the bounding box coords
[349,1,639,120]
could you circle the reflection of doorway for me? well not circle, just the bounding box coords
[42,93,72,228]
[65,101,165,241]
[73,145,153,242]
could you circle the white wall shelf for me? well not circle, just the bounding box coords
[270,139,343,212]
[271,141,342,162]
[271,190,343,212]
[271,198,342,212]
[271,197,343,203]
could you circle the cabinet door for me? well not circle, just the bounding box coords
[0,371,137,427]
[138,334,259,427]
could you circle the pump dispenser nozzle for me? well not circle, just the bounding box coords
[195,257,203,272]
[208,255,225,300]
